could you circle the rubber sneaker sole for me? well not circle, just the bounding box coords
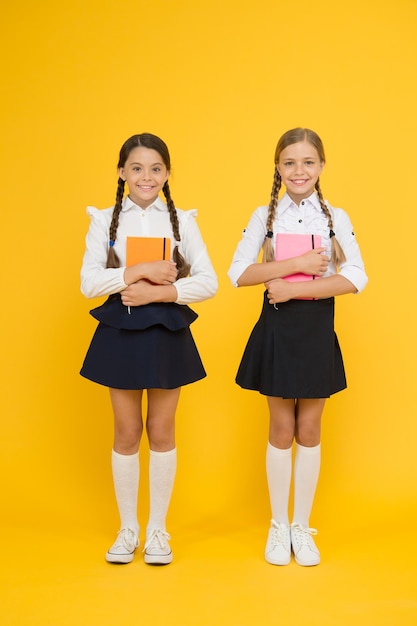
[105,551,135,564]
[144,551,173,565]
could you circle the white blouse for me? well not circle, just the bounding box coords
[228,192,368,292]
[81,195,218,305]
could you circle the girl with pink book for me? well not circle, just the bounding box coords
[228,128,367,566]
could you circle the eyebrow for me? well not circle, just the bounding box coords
[283,156,318,161]
[129,161,164,166]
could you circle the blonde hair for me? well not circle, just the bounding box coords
[262,128,346,268]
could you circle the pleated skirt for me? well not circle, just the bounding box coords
[236,292,346,398]
[80,295,206,390]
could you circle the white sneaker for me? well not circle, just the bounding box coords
[143,529,173,565]
[291,523,320,566]
[265,520,291,565]
[105,528,139,564]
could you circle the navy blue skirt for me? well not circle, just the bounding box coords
[236,292,346,398]
[80,295,206,390]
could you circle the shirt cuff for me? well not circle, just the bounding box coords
[339,266,368,293]
[227,263,249,287]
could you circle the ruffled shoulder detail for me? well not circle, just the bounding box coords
[86,205,99,218]
[86,205,114,224]
[177,207,198,223]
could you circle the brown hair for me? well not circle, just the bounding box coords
[106,133,190,278]
[262,127,346,268]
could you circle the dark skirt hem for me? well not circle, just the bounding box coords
[235,380,347,399]
[235,293,346,399]
[81,297,205,390]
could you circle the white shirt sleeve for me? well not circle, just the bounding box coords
[80,207,128,299]
[332,208,368,293]
[227,207,267,287]
[173,210,218,304]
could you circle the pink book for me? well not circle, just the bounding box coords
[275,233,322,297]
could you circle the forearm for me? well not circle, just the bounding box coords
[146,284,178,303]
[237,259,304,287]
[288,275,357,299]
[123,263,152,285]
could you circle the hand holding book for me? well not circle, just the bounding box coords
[274,233,329,301]
[137,260,178,285]
[294,247,329,277]
[275,234,327,282]
[125,236,177,285]
[121,278,177,307]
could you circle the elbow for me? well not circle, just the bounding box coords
[80,281,97,299]
[201,270,218,298]
[355,273,369,294]
[207,275,219,298]
[227,270,243,288]
[235,273,249,287]
[340,267,368,295]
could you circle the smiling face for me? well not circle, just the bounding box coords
[119,146,169,209]
[277,139,324,205]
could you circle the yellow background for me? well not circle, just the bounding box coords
[1,0,416,624]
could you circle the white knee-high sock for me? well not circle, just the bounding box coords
[111,449,139,535]
[147,448,177,536]
[292,442,321,527]
[266,442,292,525]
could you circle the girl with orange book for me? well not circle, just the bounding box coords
[80,133,217,565]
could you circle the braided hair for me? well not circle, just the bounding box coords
[262,128,346,268]
[106,133,190,278]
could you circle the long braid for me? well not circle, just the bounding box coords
[163,181,190,279]
[262,168,281,262]
[106,178,125,268]
[315,180,346,268]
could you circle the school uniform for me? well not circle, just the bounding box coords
[228,192,367,398]
[80,196,217,390]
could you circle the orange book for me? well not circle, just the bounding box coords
[126,236,171,266]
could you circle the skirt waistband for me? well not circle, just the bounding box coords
[89,294,198,331]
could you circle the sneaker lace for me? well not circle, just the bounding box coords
[115,528,139,552]
[270,520,289,546]
[143,529,171,552]
[292,524,318,547]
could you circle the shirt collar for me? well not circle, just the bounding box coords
[278,191,322,214]
[121,195,166,213]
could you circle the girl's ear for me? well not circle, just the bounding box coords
[118,167,126,181]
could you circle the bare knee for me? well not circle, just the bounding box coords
[269,423,294,448]
[294,399,324,447]
[110,388,143,454]
[268,398,296,448]
[146,420,175,451]
[295,422,321,447]
[114,422,143,454]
